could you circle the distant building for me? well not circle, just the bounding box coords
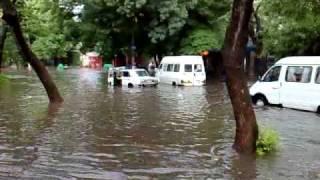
[81,52,103,69]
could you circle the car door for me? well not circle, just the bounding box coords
[312,66,320,111]
[193,64,205,85]
[259,66,282,104]
[121,71,130,86]
[159,64,168,83]
[184,64,194,84]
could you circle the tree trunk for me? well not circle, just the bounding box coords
[1,0,63,103]
[0,24,8,72]
[222,0,258,153]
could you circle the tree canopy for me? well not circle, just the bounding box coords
[2,0,320,64]
[260,0,320,57]
[79,0,231,59]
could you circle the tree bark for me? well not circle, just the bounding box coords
[222,0,258,153]
[1,0,63,103]
[0,24,8,72]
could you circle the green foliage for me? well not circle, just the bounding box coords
[3,31,22,65]
[260,0,320,57]
[81,0,231,56]
[256,127,279,156]
[2,0,232,61]
[31,34,73,59]
[179,27,223,55]
[19,0,75,60]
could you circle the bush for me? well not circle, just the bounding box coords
[256,127,279,156]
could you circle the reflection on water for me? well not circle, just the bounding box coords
[0,68,319,179]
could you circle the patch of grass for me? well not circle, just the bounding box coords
[256,127,279,156]
[0,74,9,86]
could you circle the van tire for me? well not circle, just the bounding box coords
[253,94,268,107]
[317,106,320,114]
[128,83,134,88]
[172,82,177,86]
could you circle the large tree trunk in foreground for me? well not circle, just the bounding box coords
[222,0,258,153]
[0,24,8,72]
[1,0,63,103]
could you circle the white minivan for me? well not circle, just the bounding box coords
[156,56,206,86]
[250,56,320,112]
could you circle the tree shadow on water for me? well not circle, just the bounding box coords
[30,103,63,133]
[230,154,257,180]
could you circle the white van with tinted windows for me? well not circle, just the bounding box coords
[156,56,206,86]
[250,56,320,112]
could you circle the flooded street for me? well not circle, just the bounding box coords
[0,68,320,179]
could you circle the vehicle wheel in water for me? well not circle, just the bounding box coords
[317,106,320,114]
[128,83,133,88]
[253,95,268,107]
[172,82,176,86]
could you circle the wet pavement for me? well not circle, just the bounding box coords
[0,68,320,179]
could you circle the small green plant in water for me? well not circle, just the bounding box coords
[256,127,279,156]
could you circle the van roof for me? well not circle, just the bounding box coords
[161,56,203,64]
[276,56,320,65]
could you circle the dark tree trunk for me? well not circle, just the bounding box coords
[0,24,8,72]
[222,0,258,153]
[1,0,63,103]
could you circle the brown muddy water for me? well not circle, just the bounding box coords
[0,68,320,180]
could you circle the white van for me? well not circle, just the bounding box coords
[108,68,158,87]
[250,56,320,112]
[156,56,206,86]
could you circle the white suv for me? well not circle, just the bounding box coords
[108,68,158,87]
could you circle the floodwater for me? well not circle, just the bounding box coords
[0,68,320,180]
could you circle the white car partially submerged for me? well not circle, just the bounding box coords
[108,68,158,87]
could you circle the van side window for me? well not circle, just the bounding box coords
[262,66,281,82]
[174,64,180,72]
[194,64,202,72]
[185,64,192,72]
[159,64,163,70]
[122,71,130,77]
[315,67,320,84]
[286,66,312,83]
[163,64,168,72]
[167,64,174,72]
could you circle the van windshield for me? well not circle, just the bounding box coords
[136,70,149,77]
[194,64,202,72]
[262,66,281,82]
